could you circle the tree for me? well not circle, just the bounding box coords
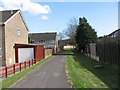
[58,32,66,40]
[28,37,31,43]
[75,17,97,52]
[65,17,78,45]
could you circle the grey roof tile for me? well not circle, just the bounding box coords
[29,32,57,41]
[0,10,18,23]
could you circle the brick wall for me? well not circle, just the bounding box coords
[45,49,52,58]
[35,45,45,62]
[5,12,28,66]
[0,25,2,66]
[0,25,6,66]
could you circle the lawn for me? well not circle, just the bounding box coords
[66,50,118,89]
[1,56,53,89]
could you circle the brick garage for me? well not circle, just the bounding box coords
[15,44,45,63]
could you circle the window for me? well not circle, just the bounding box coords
[43,40,45,43]
[39,40,41,43]
[31,40,34,43]
[17,28,20,35]
[51,40,54,43]
[39,40,45,43]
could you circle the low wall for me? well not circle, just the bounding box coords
[45,49,52,58]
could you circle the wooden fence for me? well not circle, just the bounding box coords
[96,43,120,65]
[85,43,99,61]
[85,43,120,65]
[0,59,36,78]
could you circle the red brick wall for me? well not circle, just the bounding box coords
[35,45,45,62]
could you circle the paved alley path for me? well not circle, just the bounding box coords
[11,52,71,88]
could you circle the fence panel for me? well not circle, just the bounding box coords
[0,59,36,78]
[96,43,119,65]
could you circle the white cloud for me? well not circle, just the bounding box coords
[0,0,51,15]
[40,15,48,20]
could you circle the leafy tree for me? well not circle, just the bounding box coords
[28,37,31,43]
[75,17,97,52]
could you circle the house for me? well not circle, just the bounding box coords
[98,29,120,44]
[0,10,29,66]
[28,32,58,54]
[58,39,75,50]
[58,39,70,46]
[108,29,120,43]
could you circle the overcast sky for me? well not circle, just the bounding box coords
[0,0,119,36]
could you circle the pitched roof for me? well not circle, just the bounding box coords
[0,9,29,31]
[0,10,18,23]
[29,32,57,41]
[108,29,120,36]
[58,39,70,46]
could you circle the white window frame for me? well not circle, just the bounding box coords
[17,28,20,35]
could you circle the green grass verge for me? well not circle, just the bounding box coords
[1,56,53,89]
[66,50,118,89]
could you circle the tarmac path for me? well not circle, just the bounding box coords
[11,52,71,88]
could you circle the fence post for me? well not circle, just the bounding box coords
[103,44,105,63]
[24,62,26,69]
[29,60,30,67]
[110,44,112,64]
[118,44,120,65]
[32,59,33,65]
[13,64,15,74]
[5,67,7,78]
[34,59,36,64]
[20,63,21,71]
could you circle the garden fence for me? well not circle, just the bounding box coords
[0,59,36,78]
[96,43,119,65]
